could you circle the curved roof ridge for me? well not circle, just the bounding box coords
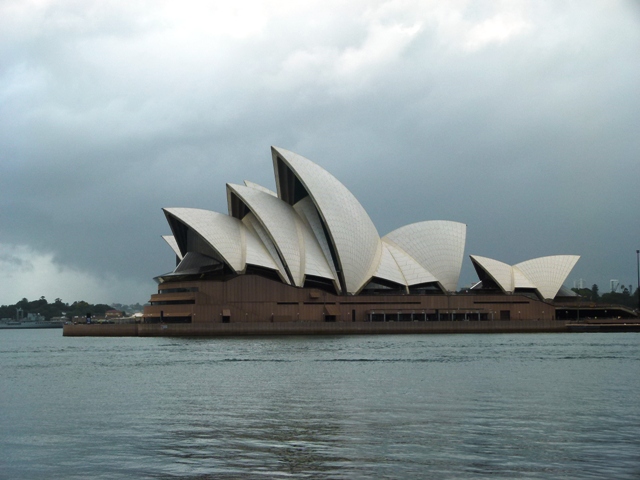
[512,266,536,289]
[384,220,466,292]
[372,242,408,288]
[244,180,277,197]
[383,240,439,286]
[228,183,304,285]
[297,217,337,283]
[241,212,288,282]
[293,196,339,284]
[163,207,246,272]
[162,235,183,260]
[272,146,381,294]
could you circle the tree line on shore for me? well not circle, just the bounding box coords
[571,285,639,309]
[1,285,637,321]
[0,297,144,321]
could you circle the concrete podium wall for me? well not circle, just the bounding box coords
[64,320,568,337]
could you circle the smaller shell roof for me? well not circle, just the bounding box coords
[164,207,244,272]
[163,207,278,274]
[384,221,466,292]
[470,254,579,299]
[514,255,580,299]
[470,255,514,292]
[298,220,337,283]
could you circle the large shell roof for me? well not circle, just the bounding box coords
[158,146,578,296]
[272,147,381,294]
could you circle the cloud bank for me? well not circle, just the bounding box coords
[1,0,639,304]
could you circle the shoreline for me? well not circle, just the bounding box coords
[61,319,640,337]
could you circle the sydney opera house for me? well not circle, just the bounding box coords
[140,146,597,331]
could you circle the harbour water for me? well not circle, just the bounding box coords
[1,330,639,479]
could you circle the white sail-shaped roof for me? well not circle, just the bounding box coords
[163,207,278,274]
[512,267,536,290]
[372,242,408,287]
[242,221,280,272]
[293,196,339,282]
[384,221,466,292]
[470,255,514,292]
[241,212,289,282]
[470,254,580,299]
[228,183,305,286]
[514,255,580,299]
[272,147,382,294]
[162,235,183,260]
[163,208,245,272]
[298,221,337,283]
[385,241,439,286]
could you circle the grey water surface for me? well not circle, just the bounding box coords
[1,330,639,479]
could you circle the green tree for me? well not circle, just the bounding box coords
[591,284,599,302]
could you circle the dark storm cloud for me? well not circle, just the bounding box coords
[1,0,639,303]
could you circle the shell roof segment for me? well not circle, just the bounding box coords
[228,183,305,285]
[241,212,289,282]
[162,235,183,260]
[384,241,439,286]
[241,221,280,272]
[272,146,382,294]
[373,242,409,288]
[470,254,580,299]
[163,207,277,274]
[514,255,580,299]
[298,220,337,283]
[384,221,466,292]
[163,207,245,272]
[293,196,339,282]
[469,255,514,292]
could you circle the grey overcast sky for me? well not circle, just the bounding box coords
[1,0,639,305]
